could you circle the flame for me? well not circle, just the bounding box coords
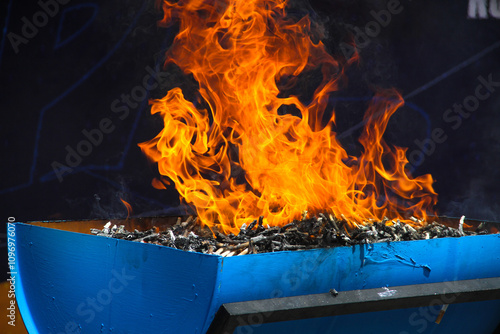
[139,0,437,234]
[120,198,133,219]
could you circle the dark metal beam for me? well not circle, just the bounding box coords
[207,277,500,334]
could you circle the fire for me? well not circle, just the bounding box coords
[120,198,133,219]
[139,0,437,234]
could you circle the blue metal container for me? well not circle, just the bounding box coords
[11,221,500,333]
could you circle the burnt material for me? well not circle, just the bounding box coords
[90,214,492,255]
[207,277,500,334]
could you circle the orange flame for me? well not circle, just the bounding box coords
[139,0,437,234]
[120,198,133,219]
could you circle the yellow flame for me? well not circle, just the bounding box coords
[139,0,437,234]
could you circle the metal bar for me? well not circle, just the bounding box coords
[207,277,500,334]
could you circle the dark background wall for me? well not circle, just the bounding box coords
[1,0,499,281]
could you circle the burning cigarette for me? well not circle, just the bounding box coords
[302,211,308,221]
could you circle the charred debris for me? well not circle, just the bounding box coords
[91,214,491,256]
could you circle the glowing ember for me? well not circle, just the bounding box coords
[139,0,437,234]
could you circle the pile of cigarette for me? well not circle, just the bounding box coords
[91,214,488,256]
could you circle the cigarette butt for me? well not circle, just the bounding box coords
[228,242,249,250]
[458,215,465,236]
[435,304,448,324]
[238,248,249,256]
[221,250,232,257]
[214,248,224,255]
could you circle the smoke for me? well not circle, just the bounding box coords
[444,94,500,220]
[444,178,500,222]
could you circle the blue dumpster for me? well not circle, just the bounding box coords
[11,220,500,333]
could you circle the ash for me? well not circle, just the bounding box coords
[91,214,488,256]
